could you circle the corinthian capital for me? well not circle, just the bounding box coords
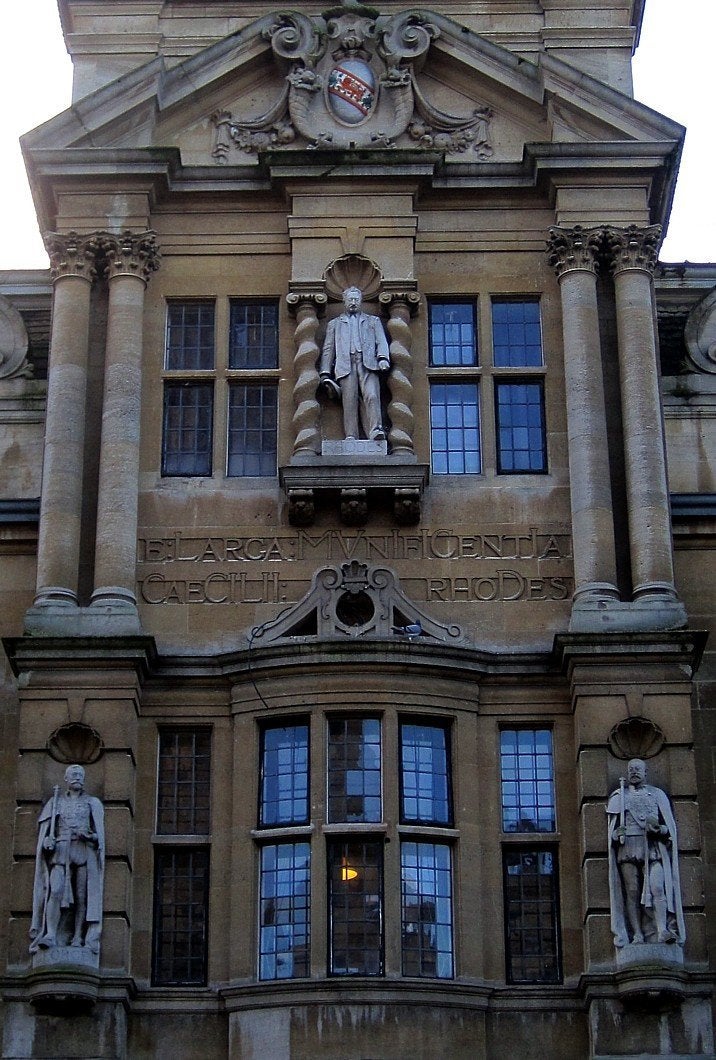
[546,226,602,278]
[101,230,161,282]
[44,232,102,283]
[604,224,661,276]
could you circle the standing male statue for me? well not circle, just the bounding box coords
[319,286,391,441]
[30,764,105,956]
[606,758,684,949]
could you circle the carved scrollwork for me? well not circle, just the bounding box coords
[546,225,603,278]
[684,287,716,374]
[287,288,327,457]
[0,294,33,380]
[263,11,325,65]
[410,81,493,157]
[379,12,439,68]
[324,254,382,302]
[604,224,661,276]
[101,230,160,282]
[45,231,102,283]
[379,289,420,456]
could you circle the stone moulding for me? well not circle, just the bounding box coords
[211,9,493,157]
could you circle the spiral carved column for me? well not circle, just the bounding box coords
[379,289,420,457]
[287,289,327,459]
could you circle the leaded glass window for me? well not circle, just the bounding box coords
[328,840,383,976]
[259,723,309,827]
[401,842,453,978]
[503,848,561,983]
[152,848,209,986]
[327,717,381,823]
[157,728,211,835]
[500,729,555,833]
[259,842,310,980]
[400,722,451,825]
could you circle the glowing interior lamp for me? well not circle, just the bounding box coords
[340,859,358,882]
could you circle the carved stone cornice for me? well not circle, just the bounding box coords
[546,225,602,278]
[101,231,161,282]
[604,224,661,276]
[44,232,101,284]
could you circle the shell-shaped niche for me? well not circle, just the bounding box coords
[608,716,665,760]
[324,254,382,302]
[47,723,104,765]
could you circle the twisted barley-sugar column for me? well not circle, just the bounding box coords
[34,233,100,606]
[91,232,160,608]
[287,290,326,457]
[547,226,618,601]
[379,290,420,456]
[606,224,677,600]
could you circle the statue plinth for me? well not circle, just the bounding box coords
[322,438,388,458]
[32,945,99,971]
[615,941,684,969]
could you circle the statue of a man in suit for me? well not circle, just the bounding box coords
[320,286,390,441]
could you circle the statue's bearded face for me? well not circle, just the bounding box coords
[627,759,646,785]
[343,287,362,313]
[65,765,85,790]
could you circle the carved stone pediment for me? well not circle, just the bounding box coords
[250,561,463,644]
[212,8,493,158]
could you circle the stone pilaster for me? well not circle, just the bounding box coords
[547,227,619,612]
[34,232,100,608]
[286,287,327,460]
[605,225,683,614]
[379,287,420,458]
[91,232,160,618]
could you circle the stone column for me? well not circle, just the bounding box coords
[286,286,327,460]
[547,227,619,606]
[91,231,160,612]
[379,287,420,458]
[605,225,679,604]
[34,233,100,607]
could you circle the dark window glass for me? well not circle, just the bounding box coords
[165,302,215,371]
[503,848,561,983]
[495,381,546,473]
[328,840,383,976]
[327,717,381,823]
[157,729,211,835]
[429,301,477,367]
[492,299,543,368]
[259,842,310,980]
[401,842,453,978]
[500,729,555,833]
[162,382,213,476]
[152,848,209,985]
[229,301,279,369]
[227,384,278,477]
[430,382,480,475]
[400,723,451,825]
[259,724,309,827]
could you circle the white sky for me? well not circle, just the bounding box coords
[0,0,713,270]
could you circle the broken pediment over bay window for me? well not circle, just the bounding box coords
[211,8,494,157]
[250,560,464,644]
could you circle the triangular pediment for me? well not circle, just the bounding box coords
[23,7,683,168]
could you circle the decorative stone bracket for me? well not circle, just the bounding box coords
[280,462,428,526]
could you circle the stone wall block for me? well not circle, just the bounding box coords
[6,916,32,968]
[581,801,610,854]
[583,855,609,911]
[14,754,44,801]
[584,912,613,969]
[683,911,709,964]
[678,854,705,909]
[100,752,136,804]
[82,699,139,748]
[10,858,34,908]
[640,693,694,743]
[13,806,41,857]
[577,747,610,797]
[100,915,130,971]
[104,804,132,857]
[18,702,72,747]
[104,858,131,912]
[673,800,702,851]
[664,746,698,796]
[574,695,628,746]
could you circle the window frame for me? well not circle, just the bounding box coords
[400,839,454,980]
[161,300,216,478]
[398,718,453,827]
[152,845,210,987]
[258,840,311,981]
[226,298,280,479]
[327,837,385,977]
[427,298,482,477]
[499,726,556,835]
[502,845,562,985]
[326,715,383,825]
[258,720,310,829]
[491,296,548,475]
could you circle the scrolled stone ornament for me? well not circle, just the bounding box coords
[379,11,440,67]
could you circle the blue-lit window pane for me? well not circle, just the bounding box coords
[495,381,546,473]
[260,724,309,826]
[500,729,555,833]
[229,301,279,369]
[162,383,213,476]
[165,302,215,371]
[492,299,542,367]
[259,842,310,980]
[401,842,453,979]
[400,723,451,825]
[227,384,278,476]
[503,848,561,983]
[429,302,477,366]
[430,383,480,475]
[328,717,381,823]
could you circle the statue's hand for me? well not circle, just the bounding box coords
[80,831,98,846]
[42,836,56,852]
[614,825,626,843]
[377,359,390,372]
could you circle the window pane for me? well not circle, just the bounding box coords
[229,301,279,369]
[503,848,560,983]
[429,302,477,366]
[157,729,211,835]
[162,383,213,476]
[495,381,546,473]
[259,842,310,980]
[152,848,209,986]
[500,729,555,832]
[165,302,215,371]
[400,723,451,825]
[328,840,383,976]
[430,382,480,475]
[327,717,381,823]
[227,384,278,477]
[492,299,542,367]
[401,842,453,978]
[260,724,309,826]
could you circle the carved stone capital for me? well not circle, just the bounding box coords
[546,225,602,278]
[340,488,368,526]
[604,224,661,276]
[101,230,161,282]
[379,290,421,317]
[393,488,421,525]
[286,288,328,317]
[44,232,101,283]
[287,489,315,527]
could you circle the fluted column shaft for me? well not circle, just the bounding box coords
[607,225,677,599]
[91,232,159,608]
[547,227,618,601]
[380,288,420,457]
[287,289,326,458]
[35,234,99,606]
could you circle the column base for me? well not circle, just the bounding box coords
[32,587,79,608]
[25,601,142,637]
[570,594,688,633]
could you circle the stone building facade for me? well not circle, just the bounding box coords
[0,1,714,1056]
